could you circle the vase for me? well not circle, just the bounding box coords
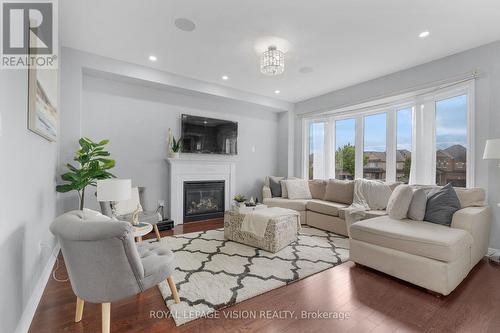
[169,152,180,159]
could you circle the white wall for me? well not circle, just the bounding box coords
[80,75,280,212]
[0,70,58,332]
[295,40,500,249]
[59,48,285,215]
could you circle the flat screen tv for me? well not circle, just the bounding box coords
[181,114,238,155]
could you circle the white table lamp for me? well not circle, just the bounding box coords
[483,139,500,163]
[97,179,132,202]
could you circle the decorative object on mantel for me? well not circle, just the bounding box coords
[483,138,500,265]
[56,138,116,210]
[167,128,182,158]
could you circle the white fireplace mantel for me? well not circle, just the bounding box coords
[166,158,236,225]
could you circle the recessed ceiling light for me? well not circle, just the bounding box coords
[419,31,430,38]
[148,55,157,61]
[274,90,280,94]
[174,18,196,32]
[221,75,229,80]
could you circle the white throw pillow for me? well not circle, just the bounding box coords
[112,187,143,216]
[280,177,298,198]
[386,184,413,219]
[407,188,427,221]
[283,179,312,200]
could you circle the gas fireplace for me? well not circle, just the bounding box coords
[183,180,225,222]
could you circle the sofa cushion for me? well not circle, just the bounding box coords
[338,208,386,220]
[323,179,354,204]
[306,200,348,217]
[454,187,486,207]
[408,188,427,221]
[263,198,310,211]
[350,216,473,262]
[386,184,413,219]
[268,176,284,197]
[309,180,327,199]
[284,179,312,200]
[279,177,298,198]
[424,183,461,226]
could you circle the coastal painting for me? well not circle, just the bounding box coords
[28,67,58,142]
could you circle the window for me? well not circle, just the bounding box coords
[308,121,326,180]
[435,95,467,187]
[303,82,472,186]
[335,119,356,180]
[363,113,387,180]
[396,108,412,183]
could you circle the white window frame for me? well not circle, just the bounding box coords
[302,81,475,187]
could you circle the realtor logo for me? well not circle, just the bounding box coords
[1,1,58,69]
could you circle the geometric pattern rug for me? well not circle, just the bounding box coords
[158,226,349,326]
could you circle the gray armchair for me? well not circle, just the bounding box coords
[50,209,180,333]
[99,186,163,241]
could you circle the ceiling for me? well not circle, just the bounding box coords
[61,0,500,103]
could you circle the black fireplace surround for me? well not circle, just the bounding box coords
[183,180,225,222]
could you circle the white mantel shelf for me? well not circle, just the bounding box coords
[165,158,236,225]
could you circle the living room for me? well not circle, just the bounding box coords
[2,1,500,332]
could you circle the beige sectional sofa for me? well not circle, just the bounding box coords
[262,178,390,236]
[262,177,491,296]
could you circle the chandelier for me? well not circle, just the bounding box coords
[260,46,284,76]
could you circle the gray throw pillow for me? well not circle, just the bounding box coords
[407,188,427,221]
[269,176,283,197]
[424,183,461,226]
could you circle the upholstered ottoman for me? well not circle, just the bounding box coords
[224,210,299,253]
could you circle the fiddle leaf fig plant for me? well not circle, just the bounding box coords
[56,137,116,210]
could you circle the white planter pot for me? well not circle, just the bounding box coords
[169,152,180,159]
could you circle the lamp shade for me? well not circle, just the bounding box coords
[483,139,500,160]
[96,179,132,202]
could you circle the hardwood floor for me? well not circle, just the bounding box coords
[29,218,500,333]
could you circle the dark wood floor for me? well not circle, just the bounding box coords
[29,218,500,333]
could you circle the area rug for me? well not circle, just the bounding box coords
[157,226,349,325]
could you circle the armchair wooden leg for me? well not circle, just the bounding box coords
[167,276,180,304]
[102,303,111,333]
[154,224,161,241]
[75,297,84,322]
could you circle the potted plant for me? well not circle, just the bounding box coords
[168,128,182,158]
[56,138,116,210]
[233,194,247,207]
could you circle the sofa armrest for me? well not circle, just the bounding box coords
[451,206,491,266]
[262,185,272,200]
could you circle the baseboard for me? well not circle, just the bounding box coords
[15,243,61,333]
[488,247,500,257]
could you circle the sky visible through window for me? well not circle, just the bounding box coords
[335,118,356,149]
[397,108,412,151]
[436,95,467,149]
[364,113,386,152]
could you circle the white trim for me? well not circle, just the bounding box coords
[15,243,60,333]
[298,71,478,118]
[355,115,364,179]
[386,110,397,182]
[301,118,308,178]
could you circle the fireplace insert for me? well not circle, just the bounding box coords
[183,180,225,222]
